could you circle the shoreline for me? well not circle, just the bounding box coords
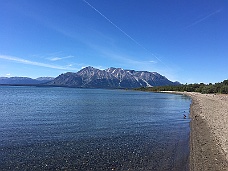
[162,91,228,170]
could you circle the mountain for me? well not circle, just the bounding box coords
[0,67,180,88]
[36,77,55,82]
[0,77,54,85]
[48,66,180,88]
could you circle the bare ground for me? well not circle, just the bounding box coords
[167,92,228,171]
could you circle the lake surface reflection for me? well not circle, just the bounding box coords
[0,86,191,170]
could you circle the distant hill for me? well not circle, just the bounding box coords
[0,77,54,85]
[47,66,180,88]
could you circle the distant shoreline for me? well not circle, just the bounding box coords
[161,91,228,170]
[0,84,128,90]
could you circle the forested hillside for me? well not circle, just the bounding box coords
[136,80,228,94]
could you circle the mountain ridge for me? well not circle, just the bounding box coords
[48,66,180,88]
[0,77,55,85]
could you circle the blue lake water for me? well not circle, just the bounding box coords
[0,86,191,170]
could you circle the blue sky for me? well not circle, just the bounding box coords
[0,0,227,83]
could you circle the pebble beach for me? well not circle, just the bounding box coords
[167,92,228,170]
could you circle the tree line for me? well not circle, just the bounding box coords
[135,80,228,94]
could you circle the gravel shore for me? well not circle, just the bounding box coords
[167,92,228,170]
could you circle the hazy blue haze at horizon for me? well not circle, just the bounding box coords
[0,86,191,170]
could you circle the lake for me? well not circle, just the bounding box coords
[0,86,191,170]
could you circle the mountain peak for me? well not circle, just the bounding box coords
[82,66,96,70]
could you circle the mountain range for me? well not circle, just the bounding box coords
[47,66,180,88]
[0,77,54,85]
[0,67,180,88]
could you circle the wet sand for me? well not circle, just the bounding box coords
[163,91,228,170]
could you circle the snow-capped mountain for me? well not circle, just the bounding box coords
[48,66,180,88]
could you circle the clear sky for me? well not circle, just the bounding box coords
[0,0,227,83]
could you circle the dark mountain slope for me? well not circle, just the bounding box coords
[47,66,180,88]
